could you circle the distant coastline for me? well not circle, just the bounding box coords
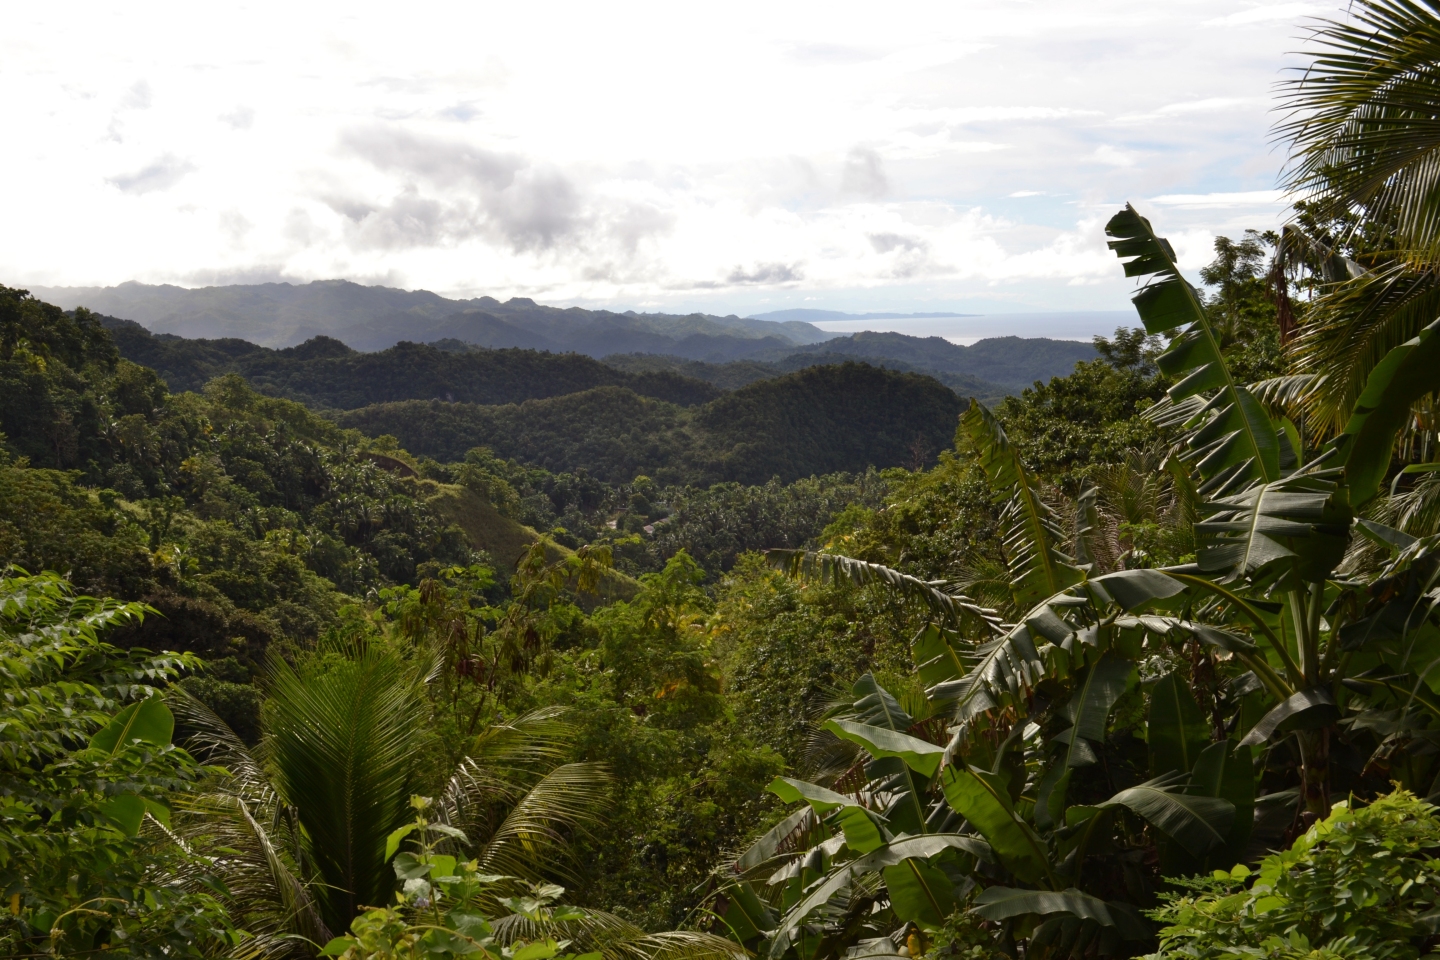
[747,308,976,322]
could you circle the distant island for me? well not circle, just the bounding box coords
[746,308,976,322]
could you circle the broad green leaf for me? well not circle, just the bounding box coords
[1237,688,1339,747]
[1106,204,1280,495]
[929,620,1046,724]
[1195,472,1351,584]
[1148,672,1208,777]
[427,854,457,880]
[940,767,1050,886]
[100,793,146,836]
[1356,517,1419,553]
[882,858,957,929]
[717,882,775,940]
[1033,763,1072,832]
[511,939,561,960]
[385,822,417,861]
[736,807,811,873]
[91,695,174,754]
[1090,569,1185,612]
[767,777,859,815]
[959,402,1085,609]
[1102,780,1233,858]
[448,910,493,939]
[393,852,430,880]
[913,623,966,688]
[1060,656,1135,754]
[320,937,358,956]
[765,835,987,958]
[142,797,171,829]
[1332,316,1440,506]
[1189,740,1255,866]
[824,719,945,778]
[970,887,1114,925]
[833,807,887,854]
[767,777,887,854]
[850,673,914,731]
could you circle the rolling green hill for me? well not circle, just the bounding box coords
[335,362,964,485]
[102,317,721,408]
[601,349,1012,401]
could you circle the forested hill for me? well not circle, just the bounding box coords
[335,362,964,485]
[102,316,722,408]
[782,330,1096,390]
[601,349,1013,400]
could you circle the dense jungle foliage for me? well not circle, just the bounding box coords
[18,5,1440,957]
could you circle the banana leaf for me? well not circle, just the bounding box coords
[940,767,1052,887]
[1148,672,1208,778]
[824,719,945,779]
[767,777,888,854]
[1101,779,1233,858]
[1106,204,1281,495]
[882,859,957,929]
[1331,316,1440,506]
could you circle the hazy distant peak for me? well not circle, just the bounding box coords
[23,279,836,353]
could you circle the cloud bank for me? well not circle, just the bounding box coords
[1,0,1332,314]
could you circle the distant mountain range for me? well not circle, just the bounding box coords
[746,308,974,322]
[31,279,1096,393]
[28,280,835,359]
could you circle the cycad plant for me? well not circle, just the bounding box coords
[173,639,610,957]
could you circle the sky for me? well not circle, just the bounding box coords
[3,1,1340,319]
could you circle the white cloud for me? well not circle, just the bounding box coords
[0,0,1336,314]
[1090,145,1139,167]
[1150,190,1290,207]
[1204,3,1326,27]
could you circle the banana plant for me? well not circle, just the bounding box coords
[745,205,1440,958]
[715,566,1252,959]
[1105,208,1440,818]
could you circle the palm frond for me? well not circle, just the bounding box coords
[493,912,745,960]
[174,792,330,955]
[766,549,1001,636]
[958,402,1086,608]
[264,643,432,931]
[168,686,275,803]
[1290,263,1440,435]
[469,761,611,883]
[1279,0,1440,266]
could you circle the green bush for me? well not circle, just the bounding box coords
[1148,790,1440,960]
[0,570,238,957]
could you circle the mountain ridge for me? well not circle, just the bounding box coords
[26,279,836,356]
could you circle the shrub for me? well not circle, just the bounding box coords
[1147,790,1440,959]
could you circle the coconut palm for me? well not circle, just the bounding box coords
[1276,0,1440,435]
[170,639,609,958]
